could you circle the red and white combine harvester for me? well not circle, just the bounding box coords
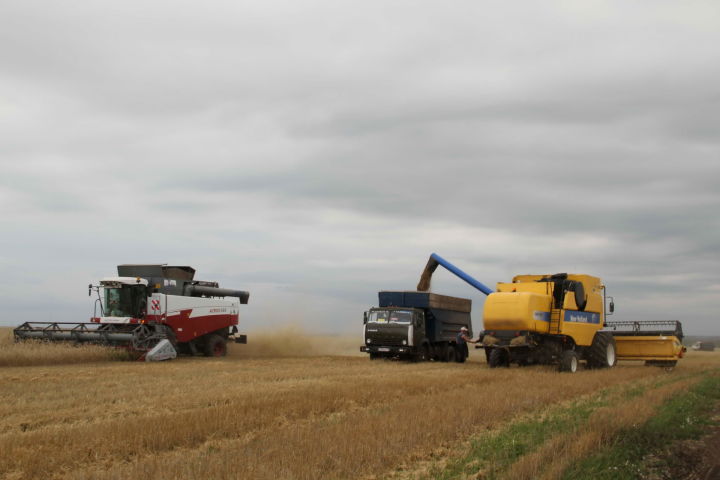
[14,265,249,361]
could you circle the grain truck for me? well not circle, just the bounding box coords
[361,291,473,362]
[14,264,249,361]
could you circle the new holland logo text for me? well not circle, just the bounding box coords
[564,311,600,324]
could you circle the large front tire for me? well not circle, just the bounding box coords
[488,348,509,368]
[588,332,617,368]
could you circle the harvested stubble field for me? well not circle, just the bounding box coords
[1,327,718,480]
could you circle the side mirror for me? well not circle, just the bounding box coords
[609,301,615,313]
[363,312,368,324]
[88,284,92,296]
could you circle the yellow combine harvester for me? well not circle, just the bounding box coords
[418,254,685,372]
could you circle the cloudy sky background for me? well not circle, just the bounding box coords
[1,1,718,334]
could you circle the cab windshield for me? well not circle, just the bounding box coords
[368,310,414,324]
[103,285,146,318]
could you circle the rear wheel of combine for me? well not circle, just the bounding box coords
[588,332,617,368]
[559,350,579,373]
[488,348,509,368]
[203,334,227,357]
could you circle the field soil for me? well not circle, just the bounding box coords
[643,408,720,480]
[1,328,719,480]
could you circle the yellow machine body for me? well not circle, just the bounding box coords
[417,254,684,371]
[483,274,604,346]
[614,335,685,361]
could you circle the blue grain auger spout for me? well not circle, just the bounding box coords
[416,253,494,295]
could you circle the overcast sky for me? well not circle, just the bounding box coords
[1,1,718,335]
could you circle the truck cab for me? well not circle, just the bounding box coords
[362,307,425,359]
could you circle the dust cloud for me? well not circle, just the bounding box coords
[229,325,361,358]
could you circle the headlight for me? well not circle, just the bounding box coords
[366,338,371,343]
[402,340,407,345]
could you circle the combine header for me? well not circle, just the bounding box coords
[604,320,686,370]
[14,264,249,361]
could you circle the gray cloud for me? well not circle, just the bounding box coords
[1,0,718,334]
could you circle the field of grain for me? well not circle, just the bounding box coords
[1,327,719,480]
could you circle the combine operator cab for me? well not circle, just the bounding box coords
[94,277,149,321]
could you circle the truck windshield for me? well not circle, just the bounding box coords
[103,286,146,317]
[368,310,413,324]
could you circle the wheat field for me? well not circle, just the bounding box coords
[1,327,718,480]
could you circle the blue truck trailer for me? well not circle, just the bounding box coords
[360,291,473,362]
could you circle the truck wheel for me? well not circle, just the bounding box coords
[203,334,227,357]
[446,345,457,363]
[559,350,579,373]
[414,345,429,362]
[588,332,616,368]
[369,353,380,360]
[438,344,450,362]
[488,348,509,368]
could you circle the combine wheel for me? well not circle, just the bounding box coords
[488,348,509,368]
[588,332,617,368]
[203,334,227,357]
[559,350,579,373]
